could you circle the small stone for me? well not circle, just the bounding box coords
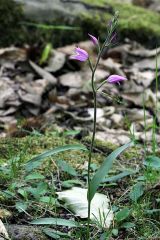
[59,72,83,88]
[111,113,123,127]
[45,50,66,72]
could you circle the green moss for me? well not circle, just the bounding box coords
[83,136,118,153]
[0,0,24,47]
[0,132,103,171]
[84,0,160,47]
[1,0,160,47]
[83,136,141,166]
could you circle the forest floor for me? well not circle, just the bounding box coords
[0,37,160,239]
[0,1,160,239]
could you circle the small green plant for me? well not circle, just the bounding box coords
[69,12,134,239]
[24,12,134,239]
[39,43,52,65]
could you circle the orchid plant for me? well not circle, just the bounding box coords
[25,11,131,240]
[70,12,127,238]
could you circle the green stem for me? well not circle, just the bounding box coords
[96,80,107,91]
[86,40,109,239]
[87,60,97,239]
[86,13,118,239]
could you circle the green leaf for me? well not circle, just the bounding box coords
[112,228,118,236]
[43,228,69,239]
[121,222,135,229]
[25,172,45,181]
[144,155,160,169]
[26,182,48,199]
[115,208,131,222]
[129,182,144,202]
[22,22,80,30]
[25,144,87,171]
[39,196,57,205]
[100,232,112,240]
[17,188,28,198]
[102,169,137,183]
[15,202,28,213]
[56,159,77,176]
[39,196,59,206]
[63,130,80,136]
[3,190,16,198]
[89,141,134,201]
[44,231,60,239]
[145,209,160,214]
[39,43,52,65]
[31,218,79,227]
[62,179,83,188]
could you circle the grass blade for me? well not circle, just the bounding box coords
[21,22,80,30]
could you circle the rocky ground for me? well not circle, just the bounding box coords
[0,39,160,146]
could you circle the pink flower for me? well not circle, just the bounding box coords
[88,33,98,45]
[107,75,127,84]
[69,47,89,62]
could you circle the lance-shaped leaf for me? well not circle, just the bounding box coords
[89,141,134,202]
[25,144,87,171]
[31,217,78,227]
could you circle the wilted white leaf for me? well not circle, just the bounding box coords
[57,187,113,228]
[0,220,9,239]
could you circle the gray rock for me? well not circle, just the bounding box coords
[150,1,160,13]
[14,0,112,23]
[15,0,87,22]
[6,224,48,240]
[59,72,84,88]
[45,50,66,73]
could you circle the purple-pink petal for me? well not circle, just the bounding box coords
[107,75,127,84]
[70,55,87,62]
[76,47,88,56]
[69,47,88,62]
[88,33,98,45]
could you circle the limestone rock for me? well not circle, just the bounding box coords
[6,224,48,240]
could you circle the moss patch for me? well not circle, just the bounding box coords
[84,0,160,47]
[0,130,140,186]
[23,2,160,48]
[0,132,102,174]
[0,0,24,47]
[1,0,160,48]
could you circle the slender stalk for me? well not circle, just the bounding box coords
[86,14,118,239]
[96,80,107,91]
[87,59,97,239]
[86,41,106,238]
